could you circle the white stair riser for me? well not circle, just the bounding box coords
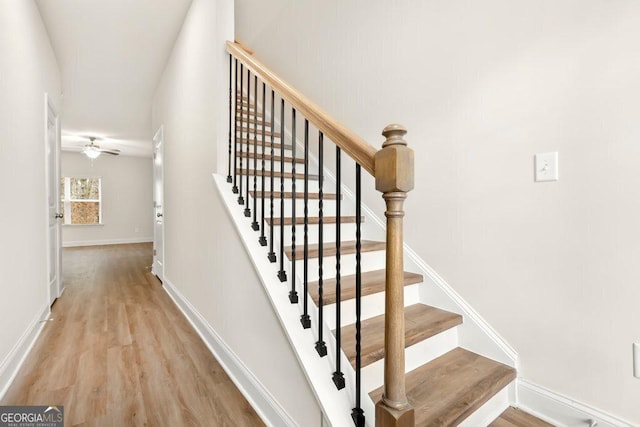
[321,283,421,330]
[295,251,387,282]
[458,384,512,427]
[361,327,459,393]
[269,223,358,246]
[233,158,316,175]
[252,199,355,219]
[232,179,324,193]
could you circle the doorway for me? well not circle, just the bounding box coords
[152,126,164,281]
[45,94,62,306]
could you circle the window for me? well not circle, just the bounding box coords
[60,177,102,225]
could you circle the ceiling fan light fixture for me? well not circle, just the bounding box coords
[83,146,101,159]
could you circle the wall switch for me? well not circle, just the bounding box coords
[634,343,640,379]
[535,152,559,182]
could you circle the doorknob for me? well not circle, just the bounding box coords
[55,213,64,219]
[157,213,163,218]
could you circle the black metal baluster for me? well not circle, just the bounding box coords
[244,68,251,217]
[232,58,239,193]
[251,75,259,228]
[277,98,287,282]
[315,132,327,357]
[351,164,365,427]
[237,63,244,204]
[258,82,267,246]
[333,146,345,390]
[289,108,299,304]
[300,119,311,328]
[227,54,232,183]
[267,90,276,263]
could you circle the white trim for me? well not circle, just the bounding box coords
[62,237,153,247]
[0,303,50,400]
[213,173,354,427]
[162,278,298,427]
[517,379,635,427]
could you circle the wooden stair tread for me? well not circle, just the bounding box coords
[490,407,554,427]
[236,169,318,180]
[237,129,281,137]
[236,117,271,127]
[310,269,423,305]
[238,139,290,149]
[337,304,461,369]
[285,240,384,260]
[237,107,258,114]
[249,191,341,200]
[238,152,304,163]
[236,109,264,119]
[238,101,256,109]
[370,348,516,426]
[266,216,363,226]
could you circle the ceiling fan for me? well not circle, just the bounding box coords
[82,137,120,159]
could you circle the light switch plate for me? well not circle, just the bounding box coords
[535,152,559,182]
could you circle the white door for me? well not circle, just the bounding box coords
[45,94,62,306]
[152,126,164,281]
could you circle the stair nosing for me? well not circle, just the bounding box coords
[236,169,319,181]
[369,347,517,426]
[249,191,341,200]
[285,240,384,260]
[309,269,423,305]
[266,216,364,226]
[336,303,462,369]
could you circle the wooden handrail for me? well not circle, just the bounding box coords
[227,41,377,175]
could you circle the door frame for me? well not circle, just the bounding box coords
[152,125,165,282]
[44,93,62,308]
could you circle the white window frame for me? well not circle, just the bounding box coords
[61,176,103,225]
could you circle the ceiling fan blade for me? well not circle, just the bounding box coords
[101,150,120,156]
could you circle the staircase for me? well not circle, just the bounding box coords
[222,41,552,427]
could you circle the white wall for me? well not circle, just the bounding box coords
[235,0,640,423]
[0,0,60,388]
[60,152,153,246]
[152,0,322,424]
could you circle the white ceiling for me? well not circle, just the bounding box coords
[36,0,193,157]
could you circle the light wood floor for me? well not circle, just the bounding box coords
[1,243,265,427]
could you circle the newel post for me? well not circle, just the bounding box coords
[374,124,415,427]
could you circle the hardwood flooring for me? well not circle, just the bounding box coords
[1,243,265,427]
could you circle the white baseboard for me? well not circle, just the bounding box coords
[0,302,50,401]
[162,278,297,427]
[62,237,153,247]
[517,379,636,427]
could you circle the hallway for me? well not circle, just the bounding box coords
[1,244,264,426]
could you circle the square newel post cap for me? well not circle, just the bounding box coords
[375,124,415,194]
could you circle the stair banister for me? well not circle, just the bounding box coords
[227,41,416,427]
